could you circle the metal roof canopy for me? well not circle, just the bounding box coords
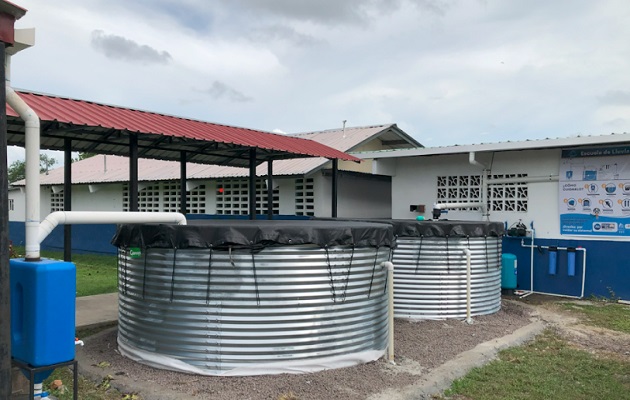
[6,90,360,166]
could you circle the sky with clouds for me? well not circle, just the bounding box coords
[6,0,630,166]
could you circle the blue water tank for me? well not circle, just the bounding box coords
[501,253,517,289]
[11,258,76,367]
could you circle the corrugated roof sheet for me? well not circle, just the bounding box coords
[6,90,359,166]
[18,124,418,185]
[357,132,630,159]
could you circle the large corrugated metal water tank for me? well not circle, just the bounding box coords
[389,220,505,320]
[111,220,394,376]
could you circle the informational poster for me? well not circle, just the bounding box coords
[560,146,630,236]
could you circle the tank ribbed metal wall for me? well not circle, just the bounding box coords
[393,236,502,319]
[117,244,390,375]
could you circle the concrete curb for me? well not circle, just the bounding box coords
[368,319,546,400]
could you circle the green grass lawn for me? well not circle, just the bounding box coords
[12,247,118,297]
[443,329,630,400]
[559,302,630,334]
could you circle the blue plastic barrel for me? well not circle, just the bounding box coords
[501,253,517,289]
[11,259,76,369]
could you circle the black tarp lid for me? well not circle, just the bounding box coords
[314,218,505,238]
[112,219,394,249]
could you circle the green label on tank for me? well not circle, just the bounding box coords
[129,247,142,259]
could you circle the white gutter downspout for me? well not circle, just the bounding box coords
[381,261,395,364]
[37,211,187,245]
[469,152,489,219]
[462,248,473,324]
[5,48,41,261]
[431,153,489,219]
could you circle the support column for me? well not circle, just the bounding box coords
[267,160,273,220]
[63,139,72,261]
[129,134,138,212]
[0,41,11,398]
[249,149,256,220]
[331,159,338,218]
[180,151,187,215]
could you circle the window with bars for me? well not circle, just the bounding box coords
[215,179,279,215]
[123,182,207,213]
[436,174,527,212]
[50,189,64,212]
[295,178,315,216]
[9,199,14,211]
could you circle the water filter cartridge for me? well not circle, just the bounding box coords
[548,246,557,275]
[567,247,576,277]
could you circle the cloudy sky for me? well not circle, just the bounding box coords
[7,0,630,166]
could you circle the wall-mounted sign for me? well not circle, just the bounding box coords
[560,146,630,236]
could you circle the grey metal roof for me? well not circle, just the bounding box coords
[357,132,630,159]
[18,123,421,186]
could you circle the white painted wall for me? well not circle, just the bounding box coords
[277,178,296,216]
[389,148,627,242]
[317,172,392,218]
[8,188,26,222]
[72,184,124,211]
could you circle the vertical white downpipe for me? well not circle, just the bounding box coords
[5,43,40,261]
[381,261,395,364]
[462,248,473,324]
[468,152,489,219]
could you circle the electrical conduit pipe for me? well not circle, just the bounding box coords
[463,248,473,324]
[381,261,395,364]
[37,211,187,244]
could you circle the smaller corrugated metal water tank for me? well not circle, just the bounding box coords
[389,220,505,320]
[111,220,394,376]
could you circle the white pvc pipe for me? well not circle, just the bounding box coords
[579,247,586,299]
[487,175,559,185]
[381,261,395,364]
[462,248,473,324]
[5,53,41,260]
[468,152,486,169]
[38,211,187,245]
[468,152,489,218]
[481,169,489,218]
[519,228,536,298]
[433,202,484,210]
[519,231,587,299]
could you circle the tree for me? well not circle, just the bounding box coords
[7,154,58,183]
[7,159,25,183]
[73,152,96,162]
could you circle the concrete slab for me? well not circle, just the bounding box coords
[76,292,118,329]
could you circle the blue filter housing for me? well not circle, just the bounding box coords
[567,248,576,276]
[11,259,76,367]
[501,253,517,289]
[548,247,558,275]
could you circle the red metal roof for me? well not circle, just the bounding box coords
[6,90,360,167]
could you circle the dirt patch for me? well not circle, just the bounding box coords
[77,300,533,400]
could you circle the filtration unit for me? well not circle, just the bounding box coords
[389,220,504,319]
[111,220,394,376]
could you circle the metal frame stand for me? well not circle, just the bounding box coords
[11,358,78,400]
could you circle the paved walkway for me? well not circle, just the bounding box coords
[76,292,118,329]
